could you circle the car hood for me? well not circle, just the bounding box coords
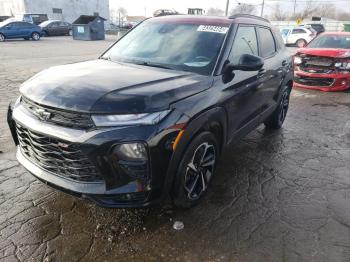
[20,59,211,113]
[297,48,350,58]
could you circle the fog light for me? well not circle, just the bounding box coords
[113,143,147,161]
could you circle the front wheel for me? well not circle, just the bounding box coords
[296,39,307,48]
[264,88,291,129]
[172,131,219,208]
[0,33,5,42]
[31,32,40,41]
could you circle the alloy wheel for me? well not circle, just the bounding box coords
[0,34,4,42]
[279,90,290,124]
[184,142,216,200]
[32,33,40,41]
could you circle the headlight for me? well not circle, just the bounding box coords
[335,62,350,70]
[294,56,302,65]
[113,143,147,161]
[92,110,171,127]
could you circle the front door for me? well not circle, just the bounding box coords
[222,25,264,139]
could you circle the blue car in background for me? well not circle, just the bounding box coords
[0,20,42,42]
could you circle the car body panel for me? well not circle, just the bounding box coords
[293,33,350,92]
[8,15,293,207]
[0,21,42,39]
[20,59,210,113]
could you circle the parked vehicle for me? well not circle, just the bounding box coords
[0,20,42,41]
[280,26,317,47]
[304,23,325,35]
[7,14,292,208]
[39,20,72,36]
[0,16,11,22]
[15,14,48,25]
[293,32,350,92]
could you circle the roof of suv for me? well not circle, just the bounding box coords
[150,14,271,27]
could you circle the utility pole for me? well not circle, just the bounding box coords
[225,0,230,16]
[293,0,297,18]
[261,0,265,17]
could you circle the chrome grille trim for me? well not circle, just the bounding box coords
[16,123,103,182]
[21,96,94,129]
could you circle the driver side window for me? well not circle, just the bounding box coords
[229,26,258,65]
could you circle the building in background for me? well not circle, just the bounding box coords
[0,0,109,23]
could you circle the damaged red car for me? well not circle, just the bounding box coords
[293,32,350,91]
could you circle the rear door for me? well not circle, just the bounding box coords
[256,26,284,112]
[223,25,264,136]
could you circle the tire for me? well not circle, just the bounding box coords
[264,87,291,129]
[0,33,5,42]
[31,32,40,41]
[68,29,72,36]
[42,31,48,37]
[172,131,219,208]
[296,39,307,48]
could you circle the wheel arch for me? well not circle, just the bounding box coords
[162,107,228,201]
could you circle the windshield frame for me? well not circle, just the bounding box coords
[99,18,232,77]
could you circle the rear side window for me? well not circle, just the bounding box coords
[257,27,276,58]
[292,29,306,34]
[229,26,258,64]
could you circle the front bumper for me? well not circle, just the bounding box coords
[8,101,179,208]
[293,71,350,92]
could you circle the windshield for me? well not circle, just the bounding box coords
[308,34,350,49]
[39,20,51,26]
[102,19,229,75]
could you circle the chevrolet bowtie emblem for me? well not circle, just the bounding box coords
[35,108,52,121]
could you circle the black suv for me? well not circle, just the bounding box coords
[8,15,292,208]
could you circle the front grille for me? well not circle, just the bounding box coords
[16,123,103,182]
[294,75,334,87]
[299,55,334,74]
[21,96,94,129]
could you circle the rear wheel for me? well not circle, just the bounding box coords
[0,33,5,42]
[172,132,219,208]
[31,32,40,41]
[264,87,291,129]
[296,39,307,48]
[42,30,48,37]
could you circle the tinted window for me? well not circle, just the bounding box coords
[292,29,306,34]
[229,26,258,64]
[258,27,276,58]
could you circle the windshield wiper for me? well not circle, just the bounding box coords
[135,61,174,70]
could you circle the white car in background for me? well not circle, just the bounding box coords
[280,26,317,47]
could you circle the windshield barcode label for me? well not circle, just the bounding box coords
[197,25,229,34]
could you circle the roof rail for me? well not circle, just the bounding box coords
[229,14,270,23]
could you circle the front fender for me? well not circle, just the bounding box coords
[161,107,228,202]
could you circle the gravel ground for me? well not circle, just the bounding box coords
[0,36,350,262]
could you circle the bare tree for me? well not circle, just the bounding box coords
[337,11,350,20]
[291,1,336,20]
[230,4,256,15]
[271,3,288,21]
[207,7,225,16]
[317,4,336,19]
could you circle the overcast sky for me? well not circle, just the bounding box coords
[109,0,350,17]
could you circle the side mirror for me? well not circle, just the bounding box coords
[224,54,264,74]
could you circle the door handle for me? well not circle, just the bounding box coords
[257,69,266,78]
[282,60,288,66]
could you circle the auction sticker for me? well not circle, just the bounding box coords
[197,25,228,34]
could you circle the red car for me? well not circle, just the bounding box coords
[293,32,350,91]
